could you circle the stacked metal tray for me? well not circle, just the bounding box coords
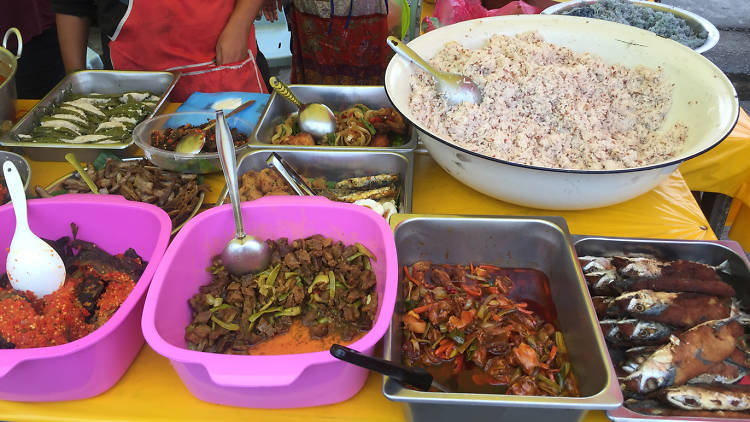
[1,70,178,162]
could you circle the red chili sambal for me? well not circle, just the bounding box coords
[400,262,580,396]
[0,233,146,349]
[0,180,8,205]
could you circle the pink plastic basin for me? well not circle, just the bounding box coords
[0,194,172,401]
[141,196,398,408]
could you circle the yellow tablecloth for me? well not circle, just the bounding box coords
[0,100,721,422]
[680,108,750,249]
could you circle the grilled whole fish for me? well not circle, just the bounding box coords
[622,258,736,297]
[624,398,750,418]
[334,174,399,190]
[580,256,736,297]
[614,290,731,328]
[612,256,663,278]
[662,384,750,411]
[600,319,672,347]
[329,185,397,203]
[622,317,744,394]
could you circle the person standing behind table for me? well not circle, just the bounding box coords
[53,0,268,101]
[287,0,391,85]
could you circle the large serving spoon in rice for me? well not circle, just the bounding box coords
[387,36,481,106]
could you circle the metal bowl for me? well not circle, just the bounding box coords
[0,150,31,202]
[41,158,203,236]
[133,111,254,174]
[384,15,739,210]
[541,0,720,54]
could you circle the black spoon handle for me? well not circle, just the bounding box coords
[330,344,433,391]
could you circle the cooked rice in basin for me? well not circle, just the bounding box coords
[408,31,688,170]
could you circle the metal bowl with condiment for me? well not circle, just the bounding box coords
[133,111,254,174]
[542,0,720,54]
[383,214,622,422]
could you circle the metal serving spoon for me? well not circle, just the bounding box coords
[269,76,336,139]
[175,99,256,154]
[216,110,271,275]
[386,36,481,106]
[64,153,99,194]
[3,160,66,298]
[330,344,452,392]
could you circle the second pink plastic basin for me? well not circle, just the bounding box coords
[142,196,398,408]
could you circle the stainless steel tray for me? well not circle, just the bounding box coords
[1,70,178,162]
[216,148,414,215]
[571,235,750,422]
[252,85,417,155]
[383,215,622,422]
[40,157,203,237]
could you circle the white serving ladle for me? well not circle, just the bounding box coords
[3,161,66,297]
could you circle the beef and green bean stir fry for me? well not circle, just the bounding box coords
[400,262,579,396]
[186,235,380,354]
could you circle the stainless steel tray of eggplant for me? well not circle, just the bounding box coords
[571,235,750,422]
[1,70,178,162]
[216,148,413,219]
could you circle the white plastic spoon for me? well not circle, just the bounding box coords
[3,160,66,297]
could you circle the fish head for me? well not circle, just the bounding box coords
[632,320,672,342]
[617,290,674,316]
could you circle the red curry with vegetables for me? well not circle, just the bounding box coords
[401,262,580,396]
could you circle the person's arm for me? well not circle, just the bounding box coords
[260,0,284,22]
[55,13,90,73]
[216,0,264,65]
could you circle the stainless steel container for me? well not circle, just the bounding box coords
[384,215,622,422]
[41,157,204,236]
[571,235,750,422]
[1,70,178,162]
[0,150,31,199]
[252,85,417,155]
[217,149,414,214]
[0,28,21,135]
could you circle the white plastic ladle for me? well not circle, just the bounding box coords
[3,160,66,297]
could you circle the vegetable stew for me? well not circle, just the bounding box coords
[400,262,580,396]
[185,235,380,354]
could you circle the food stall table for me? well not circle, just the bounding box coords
[680,108,750,250]
[0,100,718,421]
